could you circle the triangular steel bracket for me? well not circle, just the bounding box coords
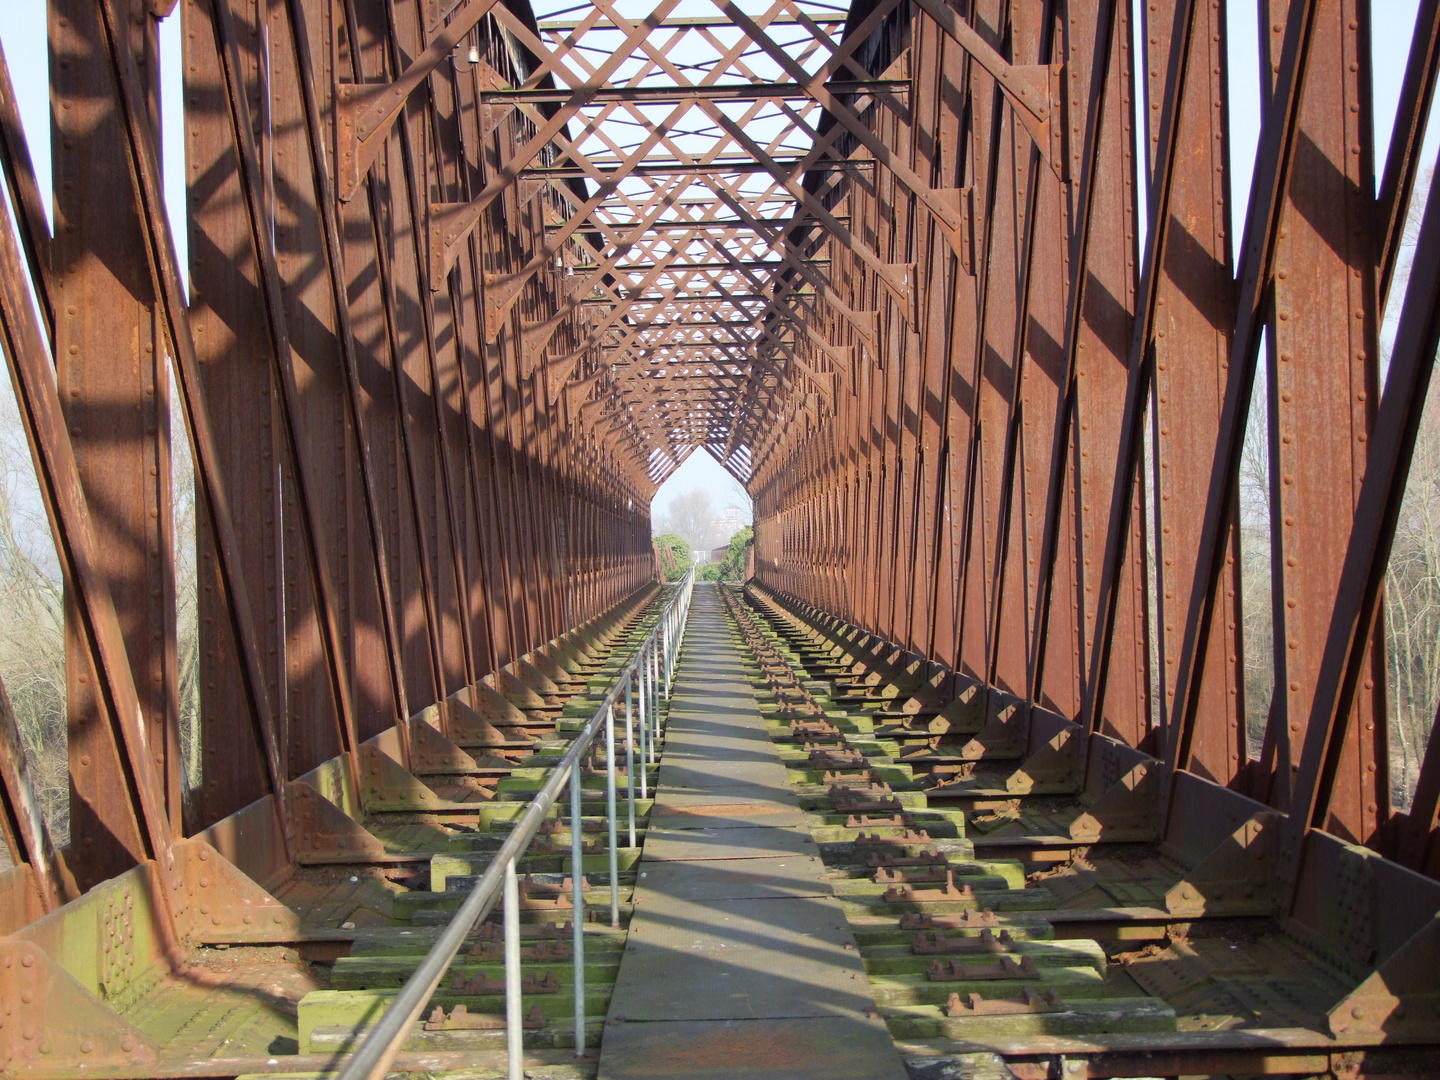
[408,714,482,774]
[0,938,156,1069]
[172,839,303,943]
[1005,721,1080,794]
[285,780,395,864]
[1069,760,1162,842]
[1328,913,1440,1039]
[358,743,447,812]
[1165,811,1282,917]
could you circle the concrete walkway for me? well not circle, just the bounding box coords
[596,584,907,1080]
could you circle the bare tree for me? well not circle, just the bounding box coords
[1385,390,1440,809]
[0,370,204,843]
[1239,358,1274,757]
[666,489,717,552]
[724,477,754,519]
[170,393,202,792]
[1382,167,1437,809]
[0,399,68,843]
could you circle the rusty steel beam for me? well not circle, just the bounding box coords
[0,90,177,927]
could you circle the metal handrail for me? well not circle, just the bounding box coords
[337,567,696,1080]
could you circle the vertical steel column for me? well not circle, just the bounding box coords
[51,0,178,879]
[181,0,287,825]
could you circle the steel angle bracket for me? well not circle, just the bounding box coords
[915,187,977,273]
[879,263,922,326]
[428,202,477,285]
[1328,914,1440,1039]
[334,81,394,204]
[931,682,985,734]
[338,54,512,202]
[911,0,1066,179]
[408,714,484,774]
[444,694,524,747]
[1164,811,1283,918]
[429,178,550,286]
[521,318,563,381]
[170,839,303,944]
[285,780,411,865]
[956,694,1025,760]
[959,696,1028,758]
[358,743,456,812]
[814,339,854,370]
[479,101,514,142]
[0,939,156,1070]
[1006,723,1081,794]
[1069,759,1162,843]
[948,186,977,274]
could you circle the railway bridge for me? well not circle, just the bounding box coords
[0,0,1437,1076]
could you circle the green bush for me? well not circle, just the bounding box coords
[709,526,752,582]
[654,532,691,581]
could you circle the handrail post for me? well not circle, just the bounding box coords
[670,608,676,694]
[650,642,660,753]
[605,703,619,928]
[504,857,522,1080]
[625,674,636,848]
[569,758,585,1056]
[637,656,649,799]
[660,612,670,701]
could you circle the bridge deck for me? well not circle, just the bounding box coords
[597,585,907,1080]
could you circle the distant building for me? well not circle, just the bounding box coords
[710,505,749,545]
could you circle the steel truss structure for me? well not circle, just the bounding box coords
[0,0,1436,1073]
[754,0,1440,872]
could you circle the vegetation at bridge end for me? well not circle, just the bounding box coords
[654,532,691,581]
[700,525,752,582]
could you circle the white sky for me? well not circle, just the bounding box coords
[651,446,753,521]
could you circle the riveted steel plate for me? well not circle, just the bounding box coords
[642,825,820,861]
[635,856,831,901]
[596,1017,908,1080]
